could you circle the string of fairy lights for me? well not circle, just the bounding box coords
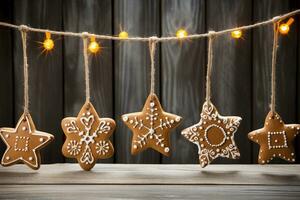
[0,12,295,55]
[41,17,294,54]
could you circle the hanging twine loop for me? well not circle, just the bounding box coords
[205,31,216,103]
[149,36,158,95]
[270,21,279,113]
[19,25,30,116]
[82,32,90,102]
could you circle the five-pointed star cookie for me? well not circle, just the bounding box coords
[182,101,241,168]
[0,113,54,170]
[122,93,182,156]
[248,111,300,164]
[61,101,115,171]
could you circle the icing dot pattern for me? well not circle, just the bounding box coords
[248,111,300,164]
[182,102,241,168]
[122,94,182,156]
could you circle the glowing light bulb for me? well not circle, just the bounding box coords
[43,32,54,51]
[279,24,289,34]
[176,29,188,39]
[88,36,100,54]
[119,31,129,39]
[231,30,242,39]
[279,18,294,35]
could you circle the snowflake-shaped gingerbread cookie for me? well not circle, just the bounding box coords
[122,94,182,156]
[61,101,115,171]
[182,101,241,168]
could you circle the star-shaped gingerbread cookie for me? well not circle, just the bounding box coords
[61,101,115,171]
[122,93,182,156]
[182,101,241,168]
[248,111,300,164]
[0,113,54,170]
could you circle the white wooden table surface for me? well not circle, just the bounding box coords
[0,164,300,199]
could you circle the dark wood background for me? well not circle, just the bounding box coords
[0,0,299,164]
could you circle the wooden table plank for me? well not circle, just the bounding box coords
[0,185,299,200]
[0,164,299,185]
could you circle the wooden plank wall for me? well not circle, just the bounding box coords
[0,0,299,164]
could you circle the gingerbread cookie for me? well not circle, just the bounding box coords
[0,113,54,170]
[61,101,115,171]
[248,111,300,164]
[182,101,241,168]
[122,93,182,156]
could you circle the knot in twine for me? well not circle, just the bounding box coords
[19,24,29,32]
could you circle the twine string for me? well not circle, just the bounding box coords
[82,32,90,102]
[20,25,29,116]
[270,22,279,112]
[205,31,215,103]
[149,36,158,94]
[0,10,298,42]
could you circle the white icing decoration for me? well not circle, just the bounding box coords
[127,99,180,151]
[267,131,288,149]
[64,108,114,165]
[204,124,226,147]
[67,140,82,156]
[164,147,170,152]
[80,115,94,130]
[181,102,241,168]
[96,141,110,155]
[14,136,29,152]
[66,121,79,133]
[96,121,111,134]
[123,116,128,122]
[80,145,94,164]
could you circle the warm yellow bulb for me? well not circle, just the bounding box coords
[278,18,294,35]
[279,24,289,34]
[43,38,54,51]
[119,31,129,39]
[231,30,242,39]
[88,36,100,54]
[88,41,100,54]
[176,29,188,39]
